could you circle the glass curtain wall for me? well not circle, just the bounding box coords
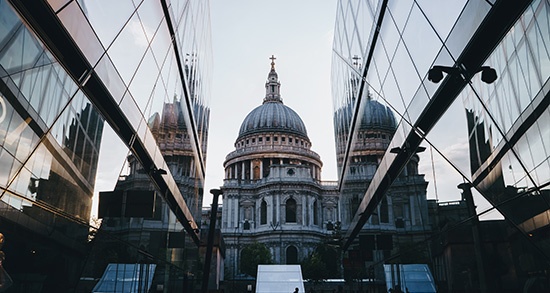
[332,0,549,292]
[0,0,212,291]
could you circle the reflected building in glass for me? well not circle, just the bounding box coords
[332,0,550,292]
[333,67,432,281]
[0,0,211,291]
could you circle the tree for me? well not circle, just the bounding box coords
[302,242,341,283]
[315,243,340,278]
[240,242,272,278]
[301,252,329,282]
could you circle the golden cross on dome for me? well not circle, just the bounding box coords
[270,55,276,69]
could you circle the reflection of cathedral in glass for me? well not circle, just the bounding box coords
[148,98,209,219]
[112,98,206,219]
[333,70,398,179]
[334,68,431,272]
[335,94,398,226]
[88,99,207,287]
[332,0,550,291]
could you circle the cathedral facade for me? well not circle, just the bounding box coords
[220,58,339,278]
[221,58,431,279]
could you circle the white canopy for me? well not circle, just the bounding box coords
[255,264,305,293]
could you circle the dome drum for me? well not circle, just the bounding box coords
[235,132,311,150]
[224,150,322,168]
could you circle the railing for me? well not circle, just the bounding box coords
[225,144,321,160]
[437,200,465,206]
[222,178,339,187]
[320,180,338,186]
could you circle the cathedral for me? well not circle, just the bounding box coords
[220,57,431,279]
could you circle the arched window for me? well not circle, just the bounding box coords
[286,198,297,223]
[313,200,318,225]
[286,246,298,264]
[261,200,267,225]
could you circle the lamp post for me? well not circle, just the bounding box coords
[458,183,488,293]
[201,188,223,293]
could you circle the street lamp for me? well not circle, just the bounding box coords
[427,65,497,84]
[137,166,167,175]
[390,145,426,155]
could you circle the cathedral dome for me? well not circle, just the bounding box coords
[238,101,308,138]
[237,56,308,139]
[336,96,397,133]
[360,97,397,130]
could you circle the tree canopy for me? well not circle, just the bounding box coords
[302,243,341,282]
[240,242,272,277]
[301,252,330,282]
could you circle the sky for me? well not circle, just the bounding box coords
[203,1,339,206]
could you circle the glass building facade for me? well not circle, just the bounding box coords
[0,0,211,291]
[332,0,550,292]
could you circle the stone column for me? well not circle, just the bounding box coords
[302,194,307,226]
[233,197,239,228]
[260,160,263,179]
[276,193,280,224]
[241,161,245,180]
[250,160,253,180]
